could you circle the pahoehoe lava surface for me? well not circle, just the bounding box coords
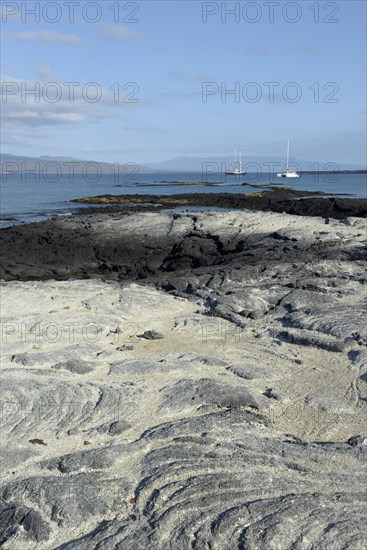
[1,209,366,549]
[0,207,366,282]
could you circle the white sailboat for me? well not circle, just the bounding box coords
[277,141,299,178]
[225,148,246,175]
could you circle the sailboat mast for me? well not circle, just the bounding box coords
[286,140,290,170]
[240,151,242,171]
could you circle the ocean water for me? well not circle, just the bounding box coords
[0,171,366,228]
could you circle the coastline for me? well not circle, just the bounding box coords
[71,188,367,220]
[1,206,366,548]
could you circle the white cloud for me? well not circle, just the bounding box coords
[4,110,83,127]
[1,132,39,147]
[16,31,84,44]
[1,76,106,127]
[33,66,58,82]
[97,22,145,41]
[0,123,50,148]
[0,75,144,133]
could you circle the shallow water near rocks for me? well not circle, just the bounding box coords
[1,172,365,227]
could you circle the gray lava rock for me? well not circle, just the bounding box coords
[347,435,367,447]
[348,349,367,370]
[51,360,95,374]
[137,330,164,340]
[281,298,367,346]
[276,328,346,352]
[228,365,274,380]
[264,388,291,403]
[0,501,50,544]
[95,420,131,436]
[116,344,134,351]
[108,420,131,436]
[159,378,264,414]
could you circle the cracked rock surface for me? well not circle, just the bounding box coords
[0,210,366,548]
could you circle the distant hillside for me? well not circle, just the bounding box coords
[1,153,365,175]
[145,155,366,172]
[0,154,156,174]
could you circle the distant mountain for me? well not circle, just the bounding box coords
[39,156,81,161]
[0,154,156,174]
[1,153,365,175]
[145,155,366,172]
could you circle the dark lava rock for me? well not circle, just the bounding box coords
[137,330,164,340]
[116,344,134,351]
[347,435,367,447]
[108,420,131,436]
[0,501,50,544]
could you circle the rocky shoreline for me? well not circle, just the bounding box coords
[1,205,366,548]
[72,187,367,220]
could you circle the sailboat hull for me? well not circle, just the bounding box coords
[278,141,299,178]
[277,172,300,178]
[225,170,247,175]
[226,149,246,175]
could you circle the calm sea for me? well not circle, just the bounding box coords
[0,171,366,228]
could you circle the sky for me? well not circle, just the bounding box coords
[1,0,366,166]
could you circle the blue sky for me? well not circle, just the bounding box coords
[1,0,366,165]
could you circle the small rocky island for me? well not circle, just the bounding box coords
[72,187,367,219]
